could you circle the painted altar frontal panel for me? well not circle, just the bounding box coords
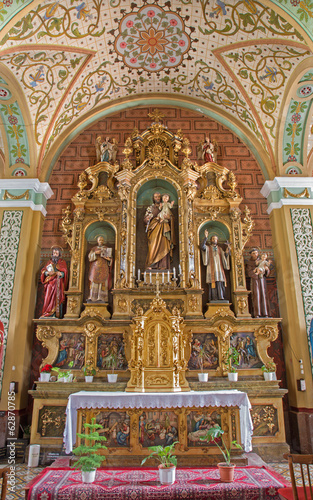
[230,332,263,369]
[55,332,85,369]
[188,333,219,371]
[97,334,128,370]
[77,405,240,458]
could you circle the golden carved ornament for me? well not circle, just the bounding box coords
[229,207,241,222]
[211,308,235,320]
[117,185,130,202]
[36,325,61,342]
[118,298,128,312]
[36,326,61,368]
[283,187,309,198]
[188,295,198,312]
[61,205,73,250]
[84,322,99,339]
[115,270,128,289]
[202,185,221,202]
[255,325,278,342]
[145,375,170,386]
[121,137,133,170]
[67,297,78,313]
[3,189,29,200]
[184,182,197,201]
[237,297,248,314]
[73,207,85,222]
[148,109,165,122]
[186,271,200,289]
[241,206,254,250]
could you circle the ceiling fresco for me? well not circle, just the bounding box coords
[0,0,312,180]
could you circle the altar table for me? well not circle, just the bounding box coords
[64,390,253,453]
[26,466,290,500]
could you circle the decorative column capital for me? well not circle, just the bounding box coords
[261,177,313,214]
[0,178,53,216]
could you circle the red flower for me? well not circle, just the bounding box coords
[178,39,185,46]
[169,57,176,63]
[147,10,155,17]
[126,20,133,27]
[170,19,177,26]
[130,57,137,63]
[150,62,157,68]
[120,42,127,49]
[41,364,52,373]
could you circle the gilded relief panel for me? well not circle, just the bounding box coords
[55,333,85,369]
[38,406,66,438]
[138,410,178,448]
[131,298,185,315]
[251,405,279,436]
[95,411,130,448]
[188,333,219,371]
[187,410,222,447]
[230,332,262,369]
[97,334,128,370]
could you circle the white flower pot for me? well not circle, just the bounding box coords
[198,373,208,382]
[158,465,176,485]
[81,469,96,483]
[85,376,93,383]
[40,372,50,382]
[263,372,275,381]
[228,372,238,382]
[107,373,118,383]
[64,374,73,383]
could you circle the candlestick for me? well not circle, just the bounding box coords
[144,271,146,283]
[173,267,176,279]
[150,272,152,283]
[133,265,135,276]
[179,264,182,275]
[167,270,170,282]
[138,269,140,281]
[162,272,164,283]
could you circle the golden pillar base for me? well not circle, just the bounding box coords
[204,302,232,318]
[126,368,190,392]
[81,303,110,319]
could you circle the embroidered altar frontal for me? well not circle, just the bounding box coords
[27,466,290,500]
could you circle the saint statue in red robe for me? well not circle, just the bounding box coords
[40,246,68,318]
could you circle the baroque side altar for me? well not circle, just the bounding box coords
[30,110,288,463]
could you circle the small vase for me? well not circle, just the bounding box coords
[198,373,208,382]
[228,372,238,382]
[81,469,96,483]
[40,372,50,382]
[263,372,275,381]
[158,464,176,485]
[107,373,118,383]
[218,463,235,482]
[85,376,93,383]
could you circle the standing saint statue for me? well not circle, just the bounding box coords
[144,192,175,270]
[201,232,231,301]
[96,136,118,163]
[87,235,113,303]
[197,136,218,163]
[246,248,270,318]
[40,246,68,318]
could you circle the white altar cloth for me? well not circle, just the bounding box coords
[64,390,253,454]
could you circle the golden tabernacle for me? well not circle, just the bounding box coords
[30,111,288,464]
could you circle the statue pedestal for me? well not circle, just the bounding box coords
[81,303,110,319]
[204,301,232,318]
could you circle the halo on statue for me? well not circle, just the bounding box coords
[51,245,63,253]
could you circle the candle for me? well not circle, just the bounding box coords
[173,267,176,279]
[144,271,146,282]
[138,269,140,281]
[133,265,135,276]
[150,272,152,283]
[162,272,164,283]
[179,264,182,275]
[168,270,170,282]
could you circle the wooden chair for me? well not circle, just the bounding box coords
[0,468,9,500]
[278,453,313,500]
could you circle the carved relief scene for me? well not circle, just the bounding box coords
[188,334,219,371]
[187,410,222,447]
[138,410,178,448]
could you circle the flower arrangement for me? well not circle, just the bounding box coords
[40,364,52,373]
[82,366,96,376]
[261,362,276,373]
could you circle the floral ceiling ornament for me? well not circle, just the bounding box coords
[115,5,191,72]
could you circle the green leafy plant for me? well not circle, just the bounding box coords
[225,347,239,373]
[72,418,107,472]
[52,361,74,380]
[82,365,96,376]
[200,425,242,465]
[106,353,118,373]
[261,362,276,373]
[141,442,178,468]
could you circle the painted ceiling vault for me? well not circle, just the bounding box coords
[0,0,312,181]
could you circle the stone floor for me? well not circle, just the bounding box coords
[0,454,302,500]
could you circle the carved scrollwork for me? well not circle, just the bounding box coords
[241,205,254,250]
[61,205,73,250]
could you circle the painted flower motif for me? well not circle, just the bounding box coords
[299,85,313,97]
[13,169,26,177]
[75,3,92,21]
[3,0,13,6]
[29,66,45,88]
[288,155,297,162]
[0,88,9,98]
[291,113,301,123]
[115,5,191,72]
[8,115,18,125]
[15,158,25,163]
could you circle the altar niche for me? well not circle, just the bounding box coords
[84,222,115,311]
[136,180,179,275]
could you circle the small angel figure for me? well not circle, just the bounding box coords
[158,193,174,220]
[254,253,272,278]
[197,136,218,163]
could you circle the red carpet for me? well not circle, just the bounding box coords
[27,466,290,499]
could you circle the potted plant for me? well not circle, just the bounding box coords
[72,417,107,483]
[39,364,52,382]
[225,346,239,381]
[261,362,276,381]
[52,361,74,382]
[141,442,178,485]
[198,347,208,382]
[200,424,242,482]
[106,353,118,383]
[82,365,96,383]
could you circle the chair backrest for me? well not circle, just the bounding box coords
[283,453,313,500]
[0,468,9,500]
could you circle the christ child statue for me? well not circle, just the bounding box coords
[158,194,174,221]
[254,253,272,278]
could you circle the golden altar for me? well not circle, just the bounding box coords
[31,110,288,463]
